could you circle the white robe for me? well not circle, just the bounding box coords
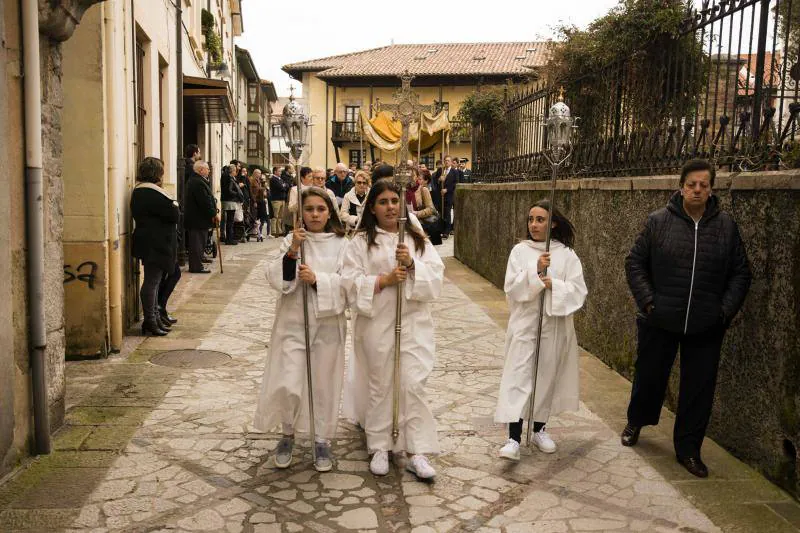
[342,212,426,423]
[254,232,348,439]
[494,240,588,423]
[342,229,444,454]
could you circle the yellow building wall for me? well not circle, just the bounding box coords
[62,4,111,357]
[304,72,329,169]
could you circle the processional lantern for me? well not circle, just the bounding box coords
[545,88,575,154]
[280,88,309,162]
[280,87,317,462]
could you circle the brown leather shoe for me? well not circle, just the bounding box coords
[678,456,708,478]
[620,423,641,447]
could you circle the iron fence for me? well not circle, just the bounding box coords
[473,0,800,181]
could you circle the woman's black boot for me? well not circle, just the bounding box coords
[158,307,178,325]
[157,315,172,331]
[141,319,168,336]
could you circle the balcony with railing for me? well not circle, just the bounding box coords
[331,121,361,143]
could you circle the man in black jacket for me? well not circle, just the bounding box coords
[269,166,290,237]
[184,144,201,182]
[431,155,460,238]
[184,161,218,273]
[621,159,751,478]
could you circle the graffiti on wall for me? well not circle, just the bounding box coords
[64,261,98,289]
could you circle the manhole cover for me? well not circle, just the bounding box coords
[150,350,231,369]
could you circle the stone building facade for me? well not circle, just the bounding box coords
[0,0,259,480]
[0,0,103,478]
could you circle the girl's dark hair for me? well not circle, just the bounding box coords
[137,157,164,183]
[357,180,426,252]
[301,187,346,237]
[371,164,395,182]
[527,199,576,249]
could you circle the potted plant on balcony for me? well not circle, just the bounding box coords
[201,9,222,67]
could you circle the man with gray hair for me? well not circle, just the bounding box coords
[326,162,354,207]
[184,160,218,273]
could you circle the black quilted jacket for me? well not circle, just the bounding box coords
[625,191,751,335]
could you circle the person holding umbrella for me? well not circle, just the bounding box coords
[494,200,587,460]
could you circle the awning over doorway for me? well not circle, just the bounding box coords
[183,75,234,124]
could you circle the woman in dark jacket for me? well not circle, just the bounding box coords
[131,157,180,336]
[220,164,244,244]
[237,168,252,242]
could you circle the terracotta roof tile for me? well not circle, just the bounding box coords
[283,42,552,79]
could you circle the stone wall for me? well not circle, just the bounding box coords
[40,36,67,431]
[0,0,24,475]
[455,171,800,497]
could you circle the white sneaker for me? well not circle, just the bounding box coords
[406,454,436,479]
[499,439,521,461]
[533,430,557,453]
[370,450,389,476]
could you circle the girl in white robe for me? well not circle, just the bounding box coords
[342,179,444,480]
[495,200,588,460]
[254,187,348,472]
[342,211,425,428]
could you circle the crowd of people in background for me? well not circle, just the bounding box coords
[127,149,468,337]
[214,155,472,244]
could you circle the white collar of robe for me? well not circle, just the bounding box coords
[523,239,565,251]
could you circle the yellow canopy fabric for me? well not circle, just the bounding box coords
[359,110,451,154]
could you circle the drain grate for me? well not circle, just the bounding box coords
[150,350,231,369]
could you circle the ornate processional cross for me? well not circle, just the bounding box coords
[375,70,435,182]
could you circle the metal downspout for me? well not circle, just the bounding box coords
[22,0,51,454]
[176,0,186,264]
[105,2,123,352]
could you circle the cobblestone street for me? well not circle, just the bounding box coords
[1,239,798,533]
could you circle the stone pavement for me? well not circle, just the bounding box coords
[1,238,799,532]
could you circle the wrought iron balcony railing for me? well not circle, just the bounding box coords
[331,121,361,143]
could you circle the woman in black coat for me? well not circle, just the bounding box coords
[220,164,245,244]
[131,157,180,336]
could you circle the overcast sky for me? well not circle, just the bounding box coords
[235,0,622,97]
